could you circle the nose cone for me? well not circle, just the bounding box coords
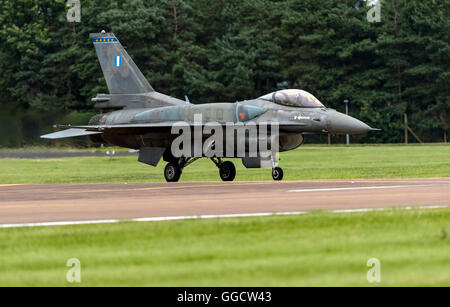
[327,112,372,135]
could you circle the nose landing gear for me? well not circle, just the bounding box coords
[272,167,284,181]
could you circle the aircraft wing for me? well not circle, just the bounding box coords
[40,128,104,139]
[49,122,308,135]
[53,121,302,131]
[41,122,315,142]
[47,123,182,135]
[53,123,179,131]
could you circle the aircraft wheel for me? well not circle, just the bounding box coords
[219,161,236,182]
[272,167,284,181]
[164,163,182,182]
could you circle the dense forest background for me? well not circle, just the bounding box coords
[0,0,448,146]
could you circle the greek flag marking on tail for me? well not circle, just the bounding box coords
[90,32,154,93]
[115,56,122,67]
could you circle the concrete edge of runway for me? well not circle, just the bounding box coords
[1,204,448,229]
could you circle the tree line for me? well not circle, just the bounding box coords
[0,0,448,146]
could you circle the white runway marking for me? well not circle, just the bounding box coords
[0,205,447,229]
[288,184,442,193]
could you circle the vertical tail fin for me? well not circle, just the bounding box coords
[90,32,154,94]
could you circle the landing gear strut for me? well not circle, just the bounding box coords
[164,157,200,183]
[211,158,236,182]
[164,157,281,182]
[219,161,236,182]
[164,162,182,182]
[164,157,236,183]
[272,167,284,181]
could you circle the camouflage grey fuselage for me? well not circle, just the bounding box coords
[88,91,370,153]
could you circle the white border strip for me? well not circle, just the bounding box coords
[288,184,440,193]
[0,205,447,229]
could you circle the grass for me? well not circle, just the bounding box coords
[0,207,448,286]
[0,145,448,184]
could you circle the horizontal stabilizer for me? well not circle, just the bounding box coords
[40,129,103,140]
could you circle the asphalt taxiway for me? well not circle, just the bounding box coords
[0,178,448,226]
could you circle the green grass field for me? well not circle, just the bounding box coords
[0,145,449,184]
[0,145,448,286]
[0,207,448,286]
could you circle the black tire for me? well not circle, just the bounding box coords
[219,161,236,182]
[164,163,182,182]
[272,167,284,181]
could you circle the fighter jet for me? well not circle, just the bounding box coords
[41,32,378,182]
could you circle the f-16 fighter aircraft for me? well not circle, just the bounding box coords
[42,32,378,182]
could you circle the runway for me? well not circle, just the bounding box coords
[0,178,448,226]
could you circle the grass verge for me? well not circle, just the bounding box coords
[0,207,448,286]
[0,145,448,183]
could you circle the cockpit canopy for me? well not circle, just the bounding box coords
[259,89,325,108]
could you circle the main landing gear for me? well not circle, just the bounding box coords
[164,157,198,182]
[164,162,183,182]
[163,158,283,183]
[164,157,237,183]
[211,158,236,182]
